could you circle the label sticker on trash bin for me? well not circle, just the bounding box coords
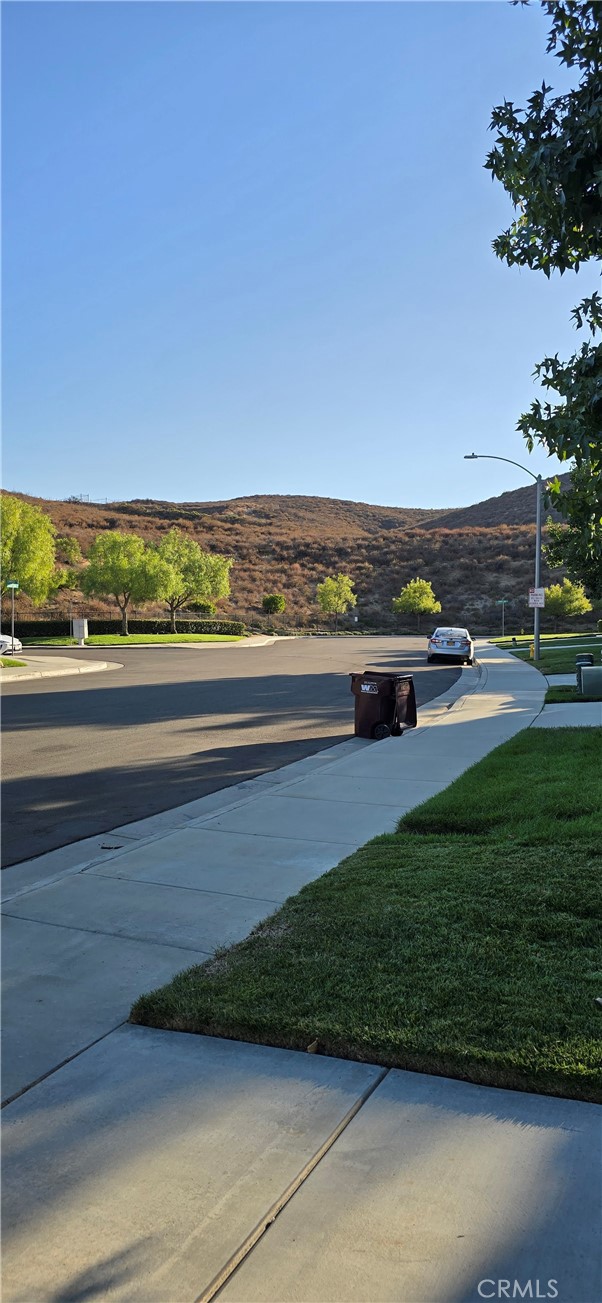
[360,682,379,693]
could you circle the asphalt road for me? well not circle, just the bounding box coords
[1,638,460,867]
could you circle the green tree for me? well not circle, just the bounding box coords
[56,535,83,565]
[486,1,602,595]
[543,577,593,631]
[262,594,286,615]
[1,493,57,604]
[156,529,232,632]
[316,574,357,633]
[545,510,602,599]
[392,578,441,632]
[52,565,90,596]
[81,532,169,635]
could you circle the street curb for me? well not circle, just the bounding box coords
[0,659,122,684]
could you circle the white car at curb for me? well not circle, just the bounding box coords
[0,635,23,655]
[427,626,475,666]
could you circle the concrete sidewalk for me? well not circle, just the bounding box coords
[534,670,602,726]
[534,700,602,726]
[6,644,598,1303]
[3,1026,599,1303]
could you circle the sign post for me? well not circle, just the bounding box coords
[528,587,545,660]
[495,598,508,639]
[6,581,19,655]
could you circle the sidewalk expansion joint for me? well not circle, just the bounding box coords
[80,869,285,907]
[0,909,215,955]
[1,1019,129,1110]
[195,1065,390,1303]
[192,825,361,846]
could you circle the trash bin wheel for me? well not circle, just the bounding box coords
[372,722,391,740]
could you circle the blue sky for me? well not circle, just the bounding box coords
[2,1,591,509]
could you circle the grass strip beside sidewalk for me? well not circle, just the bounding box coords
[493,633,601,676]
[131,729,602,1101]
[545,686,601,705]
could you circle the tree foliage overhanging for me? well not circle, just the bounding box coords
[485,0,602,598]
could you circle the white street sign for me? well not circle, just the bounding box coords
[528,587,545,608]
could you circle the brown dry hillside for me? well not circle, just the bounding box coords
[424,473,570,531]
[4,474,587,633]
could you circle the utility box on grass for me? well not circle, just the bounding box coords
[579,666,602,700]
[72,618,88,647]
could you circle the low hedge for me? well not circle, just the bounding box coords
[17,618,246,638]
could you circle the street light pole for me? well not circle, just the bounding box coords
[496,598,508,638]
[534,473,542,663]
[464,454,543,661]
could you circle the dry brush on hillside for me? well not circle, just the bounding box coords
[3,477,590,633]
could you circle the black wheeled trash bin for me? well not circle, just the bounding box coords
[350,672,417,740]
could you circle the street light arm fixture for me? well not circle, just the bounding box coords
[463,451,543,660]
[463,453,539,484]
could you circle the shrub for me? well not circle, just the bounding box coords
[17,617,245,638]
[15,620,70,638]
[262,594,286,614]
[186,602,217,617]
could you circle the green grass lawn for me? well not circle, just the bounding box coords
[23,633,243,646]
[132,728,602,1101]
[496,633,600,644]
[494,633,602,676]
[545,685,602,705]
[0,657,27,668]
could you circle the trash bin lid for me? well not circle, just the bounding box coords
[349,671,413,696]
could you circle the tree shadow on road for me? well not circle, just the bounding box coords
[1,665,458,867]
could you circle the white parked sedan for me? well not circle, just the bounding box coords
[427,626,475,665]
[0,635,23,655]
